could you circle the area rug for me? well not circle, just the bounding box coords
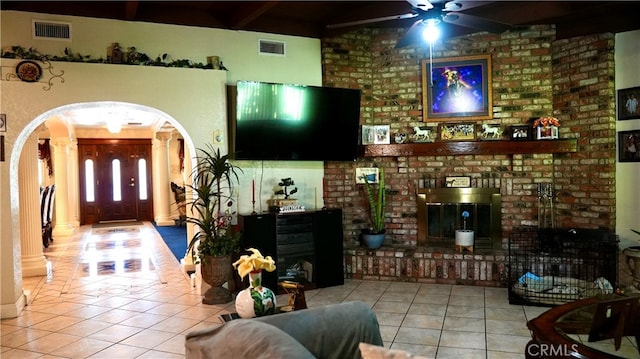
[92,221,143,228]
[153,222,187,261]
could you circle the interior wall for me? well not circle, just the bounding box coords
[615,30,640,249]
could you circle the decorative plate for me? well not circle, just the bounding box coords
[16,60,42,82]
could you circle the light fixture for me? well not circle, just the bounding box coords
[107,120,122,134]
[422,18,440,43]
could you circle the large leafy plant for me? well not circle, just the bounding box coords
[186,145,243,262]
[363,167,386,234]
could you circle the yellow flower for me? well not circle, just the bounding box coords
[232,248,276,279]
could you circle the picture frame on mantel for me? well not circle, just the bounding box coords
[421,54,493,121]
[617,86,640,120]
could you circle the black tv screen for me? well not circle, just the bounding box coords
[230,81,361,161]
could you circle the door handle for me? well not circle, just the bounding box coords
[129,177,135,187]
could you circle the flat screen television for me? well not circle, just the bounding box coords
[229,81,361,161]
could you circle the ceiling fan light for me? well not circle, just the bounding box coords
[422,19,440,43]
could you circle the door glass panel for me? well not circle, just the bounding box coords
[112,159,122,201]
[138,158,147,200]
[85,159,95,202]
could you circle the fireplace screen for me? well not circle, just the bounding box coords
[417,188,501,249]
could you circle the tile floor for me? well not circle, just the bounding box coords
[1,222,638,358]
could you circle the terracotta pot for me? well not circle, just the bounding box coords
[200,255,232,304]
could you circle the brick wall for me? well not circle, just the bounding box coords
[321,26,617,286]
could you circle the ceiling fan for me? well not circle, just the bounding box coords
[327,0,512,48]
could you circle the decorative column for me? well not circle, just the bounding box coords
[20,134,47,277]
[67,139,80,228]
[154,131,174,226]
[50,138,74,237]
[181,148,196,273]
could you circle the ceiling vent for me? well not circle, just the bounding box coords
[258,39,285,56]
[32,20,72,41]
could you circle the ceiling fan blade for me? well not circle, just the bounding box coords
[394,20,425,48]
[326,13,418,29]
[443,12,511,33]
[407,0,434,11]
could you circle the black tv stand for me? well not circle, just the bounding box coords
[238,209,345,291]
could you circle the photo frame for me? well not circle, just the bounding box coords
[422,54,492,121]
[0,114,6,132]
[445,176,471,188]
[477,123,504,141]
[411,125,437,143]
[510,125,531,140]
[618,129,640,162]
[438,122,476,141]
[617,86,640,120]
[361,125,390,145]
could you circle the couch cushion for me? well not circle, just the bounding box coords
[185,319,314,359]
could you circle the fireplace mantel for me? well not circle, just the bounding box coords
[360,139,577,157]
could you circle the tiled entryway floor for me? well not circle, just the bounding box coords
[2,222,638,358]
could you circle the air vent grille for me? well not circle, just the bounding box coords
[33,20,71,41]
[259,39,285,56]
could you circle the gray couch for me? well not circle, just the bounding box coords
[185,301,384,359]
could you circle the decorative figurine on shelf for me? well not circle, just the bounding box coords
[533,116,560,140]
[275,178,297,199]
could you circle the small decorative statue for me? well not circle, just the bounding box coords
[275,178,297,199]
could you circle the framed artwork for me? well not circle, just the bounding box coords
[617,86,640,120]
[421,54,493,121]
[510,125,531,140]
[438,122,476,141]
[618,129,640,162]
[361,125,390,145]
[477,123,504,140]
[411,125,436,143]
[355,167,379,184]
[445,176,471,188]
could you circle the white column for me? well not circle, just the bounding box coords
[67,139,80,228]
[50,138,74,237]
[181,148,195,273]
[154,132,174,226]
[20,134,48,277]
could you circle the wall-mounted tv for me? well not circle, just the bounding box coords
[228,81,361,161]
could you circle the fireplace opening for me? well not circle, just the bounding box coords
[417,188,501,250]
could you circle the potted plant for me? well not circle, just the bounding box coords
[362,167,386,249]
[186,144,243,304]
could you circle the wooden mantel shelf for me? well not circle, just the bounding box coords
[360,139,577,157]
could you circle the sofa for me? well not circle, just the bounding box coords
[185,301,384,359]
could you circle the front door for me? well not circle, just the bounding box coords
[79,139,153,224]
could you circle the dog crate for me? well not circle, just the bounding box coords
[508,227,618,306]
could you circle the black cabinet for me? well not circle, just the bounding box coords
[238,209,344,290]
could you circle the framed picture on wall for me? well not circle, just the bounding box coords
[421,54,493,121]
[510,125,531,140]
[438,122,476,141]
[618,129,640,162]
[617,86,640,120]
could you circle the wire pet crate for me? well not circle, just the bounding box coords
[508,227,618,306]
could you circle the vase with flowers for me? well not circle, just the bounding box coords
[455,210,474,252]
[533,116,560,140]
[232,248,278,318]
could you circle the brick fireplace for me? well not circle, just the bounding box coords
[322,26,617,287]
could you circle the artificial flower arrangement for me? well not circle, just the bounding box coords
[232,247,276,281]
[533,116,560,128]
[532,116,560,140]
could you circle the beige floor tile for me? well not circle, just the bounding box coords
[379,291,417,302]
[486,333,531,353]
[394,327,441,346]
[17,332,81,354]
[57,319,114,337]
[118,312,169,328]
[49,337,113,358]
[390,342,437,358]
[119,328,177,349]
[373,300,411,314]
[29,315,84,332]
[137,349,185,358]
[439,330,486,350]
[149,316,201,333]
[408,302,447,316]
[1,328,53,348]
[402,314,445,330]
[485,307,527,321]
[379,325,400,344]
[487,350,526,359]
[450,285,485,297]
[444,304,485,319]
[442,316,485,332]
[436,346,486,358]
[87,324,143,343]
[86,343,149,358]
[447,295,485,307]
[153,333,187,355]
[375,311,405,326]
[485,318,529,336]
[0,348,44,359]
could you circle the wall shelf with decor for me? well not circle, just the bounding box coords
[360,139,578,157]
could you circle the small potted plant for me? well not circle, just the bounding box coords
[362,167,386,249]
[455,210,474,252]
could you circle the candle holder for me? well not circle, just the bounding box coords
[251,199,257,215]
